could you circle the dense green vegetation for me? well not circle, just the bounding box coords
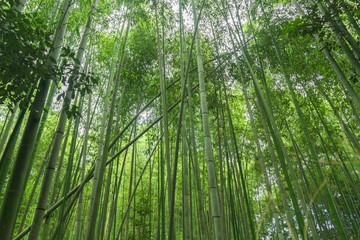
[0,0,360,239]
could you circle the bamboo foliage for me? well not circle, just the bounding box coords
[1,0,360,239]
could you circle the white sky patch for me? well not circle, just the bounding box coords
[138,107,153,124]
[95,4,127,34]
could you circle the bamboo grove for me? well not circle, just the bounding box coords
[0,0,360,239]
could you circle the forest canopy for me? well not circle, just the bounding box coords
[0,0,360,239]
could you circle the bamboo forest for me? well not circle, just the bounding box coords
[1,0,360,239]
